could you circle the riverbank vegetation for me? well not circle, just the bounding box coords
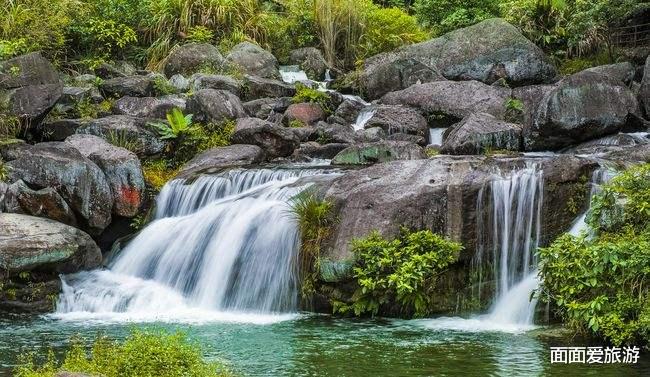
[1,0,645,71]
[539,163,650,346]
[15,330,231,377]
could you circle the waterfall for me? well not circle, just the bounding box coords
[279,65,309,84]
[54,168,335,322]
[428,128,447,146]
[353,107,376,131]
[477,165,544,326]
[568,166,616,237]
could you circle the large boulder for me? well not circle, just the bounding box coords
[189,74,243,96]
[331,140,426,165]
[66,134,145,217]
[2,180,77,227]
[176,144,264,179]
[186,89,246,124]
[526,71,641,150]
[243,75,296,101]
[231,117,300,158]
[310,122,356,144]
[0,213,101,275]
[641,56,650,118]
[243,97,292,119]
[362,105,429,139]
[441,112,522,154]
[0,52,62,127]
[76,115,166,156]
[5,143,113,234]
[99,76,155,98]
[333,99,365,125]
[380,80,511,126]
[283,103,325,126]
[112,95,186,119]
[289,47,329,81]
[163,43,224,77]
[584,62,635,85]
[39,119,88,142]
[361,18,556,99]
[226,42,280,79]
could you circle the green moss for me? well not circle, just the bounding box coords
[292,83,331,113]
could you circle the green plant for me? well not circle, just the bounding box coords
[143,159,180,191]
[290,189,337,298]
[149,108,194,140]
[0,158,8,181]
[504,97,524,123]
[288,119,306,128]
[105,130,144,154]
[152,76,177,96]
[424,148,440,157]
[539,163,650,346]
[334,228,462,317]
[414,0,499,35]
[14,329,231,377]
[186,25,214,43]
[292,83,332,113]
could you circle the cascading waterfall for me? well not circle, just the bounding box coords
[55,168,335,322]
[568,166,616,236]
[477,164,544,325]
[353,107,376,131]
[428,128,448,146]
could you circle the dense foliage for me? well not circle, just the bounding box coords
[15,330,231,377]
[539,164,650,346]
[334,228,461,317]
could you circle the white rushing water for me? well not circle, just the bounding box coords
[279,65,310,84]
[54,168,335,323]
[353,107,376,131]
[428,128,447,146]
[568,166,616,237]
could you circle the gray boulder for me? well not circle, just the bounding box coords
[0,213,101,275]
[283,103,325,126]
[226,42,280,79]
[231,117,300,158]
[100,76,155,98]
[584,62,635,85]
[112,95,186,119]
[77,115,166,156]
[2,180,77,227]
[289,47,329,80]
[189,73,243,96]
[243,97,292,119]
[6,143,113,234]
[66,134,145,217]
[361,18,556,99]
[362,105,429,139]
[441,112,522,154]
[176,144,264,179]
[333,99,365,124]
[526,71,641,150]
[186,89,246,124]
[293,142,349,160]
[163,43,224,77]
[331,140,426,165]
[310,122,356,144]
[40,119,87,142]
[243,75,296,101]
[380,80,511,126]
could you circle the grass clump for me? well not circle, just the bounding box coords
[333,228,462,318]
[142,159,179,191]
[0,157,8,181]
[290,189,337,298]
[539,163,650,346]
[15,329,231,377]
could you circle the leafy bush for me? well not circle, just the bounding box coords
[357,7,428,61]
[334,228,462,317]
[69,18,137,62]
[539,163,650,346]
[14,329,231,377]
[290,189,337,297]
[413,0,499,35]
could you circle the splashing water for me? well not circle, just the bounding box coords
[353,107,376,131]
[428,128,447,146]
[54,168,336,323]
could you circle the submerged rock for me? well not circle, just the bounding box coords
[441,113,522,154]
[331,140,426,165]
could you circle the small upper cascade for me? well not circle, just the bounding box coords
[353,106,376,131]
[428,128,448,146]
[279,65,309,84]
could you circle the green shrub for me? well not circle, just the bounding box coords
[105,130,144,155]
[334,228,462,317]
[413,0,499,35]
[290,189,337,298]
[186,25,215,43]
[504,97,524,123]
[14,329,231,377]
[292,83,332,113]
[539,163,650,346]
[0,158,8,181]
[70,18,137,61]
[152,76,177,96]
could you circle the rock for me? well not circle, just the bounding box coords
[231,117,300,158]
[243,97,292,119]
[176,144,264,179]
[94,61,136,79]
[226,42,280,79]
[361,18,556,99]
[361,57,445,100]
[2,180,77,227]
[5,143,113,234]
[584,62,635,85]
[561,132,650,155]
[441,113,522,154]
[386,132,427,146]
[163,43,224,77]
[56,86,103,115]
[318,155,595,279]
[289,47,329,80]
[641,56,650,118]
[66,134,145,217]
[0,52,59,88]
[333,99,365,124]
[310,122,356,144]
[189,74,243,96]
[100,76,155,98]
[0,213,101,275]
[293,142,349,160]
[76,115,166,156]
[0,139,32,161]
[112,95,186,119]
[359,127,387,142]
[39,119,87,141]
[169,74,190,92]
[283,103,325,126]
[0,278,61,313]
[526,71,641,150]
[362,105,428,139]
[186,89,246,124]
[511,84,556,131]
[243,75,296,101]
[332,140,426,165]
[380,80,511,126]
